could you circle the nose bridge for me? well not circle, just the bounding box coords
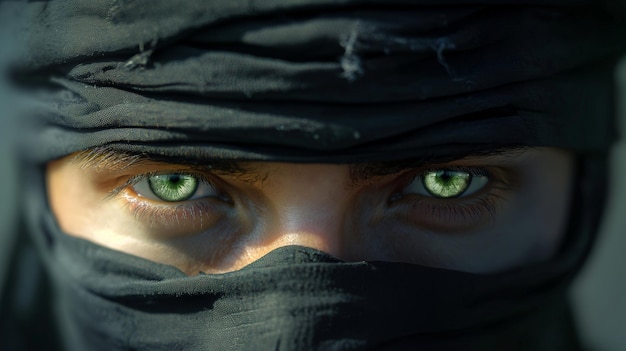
[272,202,345,255]
[261,164,350,257]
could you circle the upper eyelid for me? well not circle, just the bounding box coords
[417,166,491,177]
[348,146,529,181]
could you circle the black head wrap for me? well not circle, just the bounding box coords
[4,0,626,350]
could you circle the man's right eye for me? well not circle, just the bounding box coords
[132,173,217,202]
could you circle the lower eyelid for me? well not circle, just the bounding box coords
[397,194,503,232]
[118,190,230,237]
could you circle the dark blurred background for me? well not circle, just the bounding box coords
[570,59,626,351]
[0,3,20,314]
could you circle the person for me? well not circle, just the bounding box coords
[1,1,625,350]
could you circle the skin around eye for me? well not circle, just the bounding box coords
[388,167,510,232]
[46,147,574,275]
[115,171,237,238]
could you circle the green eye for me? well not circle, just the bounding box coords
[402,168,489,199]
[148,174,199,202]
[422,170,471,198]
[131,173,220,203]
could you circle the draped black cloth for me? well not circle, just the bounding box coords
[13,0,624,163]
[2,0,625,350]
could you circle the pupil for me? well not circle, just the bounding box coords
[438,171,453,183]
[168,175,181,184]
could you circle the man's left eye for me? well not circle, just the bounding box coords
[132,174,218,202]
[403,169,489,198]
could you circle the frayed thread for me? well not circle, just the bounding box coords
[433,38,457,78]
[123,38,157,70]
[339,25,364,82]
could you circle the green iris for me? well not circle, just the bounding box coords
[148,174,199,202]
[422,170,471,198]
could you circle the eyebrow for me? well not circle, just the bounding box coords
[72,145,529,183]
[72,146,247,175]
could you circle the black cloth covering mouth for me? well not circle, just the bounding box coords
[3,0,625,350]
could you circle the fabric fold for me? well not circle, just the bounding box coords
[13,1,624,163]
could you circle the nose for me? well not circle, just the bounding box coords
[239,164,352,265]
[265,199,347,258]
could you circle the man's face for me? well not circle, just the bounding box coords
[46,147,573,275]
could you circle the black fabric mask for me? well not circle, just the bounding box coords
[8,0,626,350]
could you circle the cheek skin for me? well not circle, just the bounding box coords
[506,148,574,260]
[46,159,143,249]
[47,158,114,242]
[46,158,209,272]
[470,149,574,272]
